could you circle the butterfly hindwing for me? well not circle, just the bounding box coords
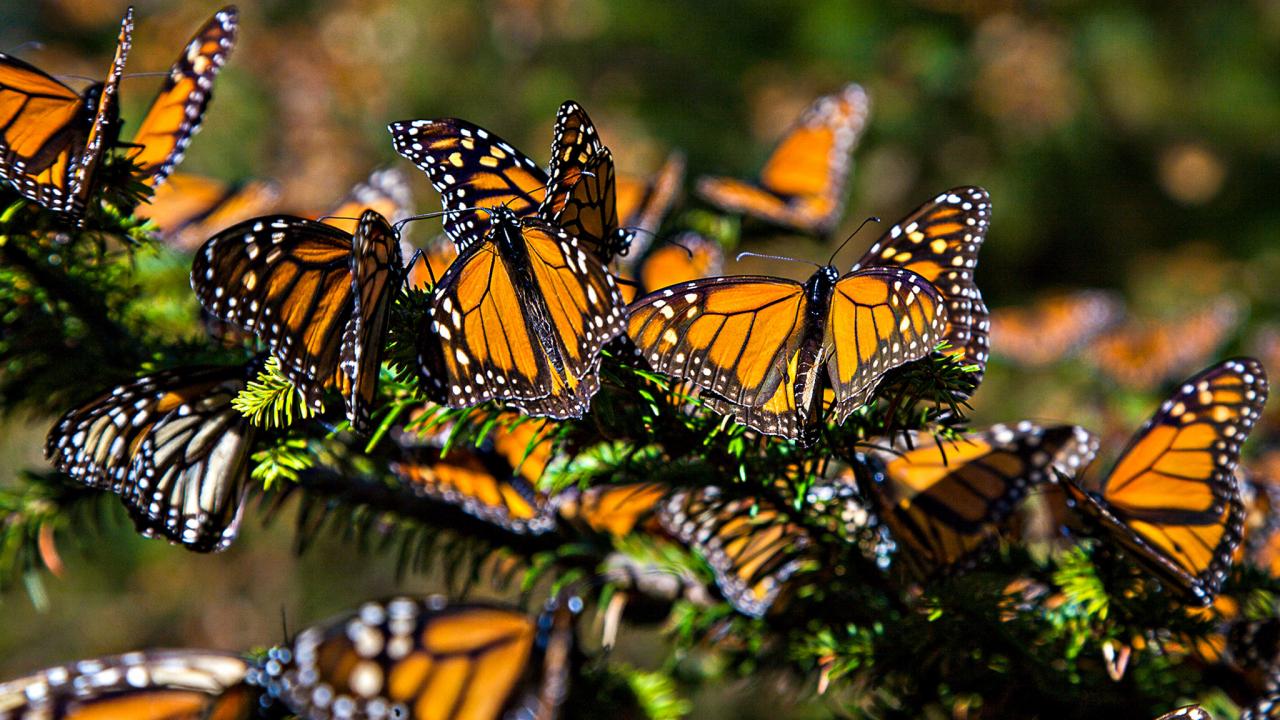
[853,187,991,388]
[658,486,811,617]
[859,423,1099,573]
[0,650,250,720]
[337,210,402,432]
[388,117,545,251]
[696,83,869,235]
[44,363,256,552]
[554,148,626,261]
[129,7,239,188]
[146,173,281,252]
[1064,357,1268,604]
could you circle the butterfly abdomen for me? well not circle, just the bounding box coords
[794,265,840,436]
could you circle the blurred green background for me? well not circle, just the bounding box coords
[1,0,1279,715]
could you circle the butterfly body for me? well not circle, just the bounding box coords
[419,206,626,419]
[628,262,946,442]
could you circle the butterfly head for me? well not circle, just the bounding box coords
[805,264,841,303]
[485,203,522,228]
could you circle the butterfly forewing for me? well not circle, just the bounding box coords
[390,452,557,534]
[388,117,546,251]
[854,187,991,388]
[146,173,281,252]
[129,7,238,188]
[554,148,625,261]
[337,210,402,432]
[824,267,947,423]
[554,482,667,537]
[192,216,356,409]
[321,166,413,235]
[45,364,255,552]
[990,289,1122,366]
[539,100,604,220]
[1066,357,1268,603]
[658,487,810,617]
[0,650,250,720]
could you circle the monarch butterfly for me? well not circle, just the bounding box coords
[696,83,869,236]
[0,650,252,720]
[614,151,685,262]
[389,449,558,535]
[257,595,576,720]
[555,482,668,538]
[989,289,1123,366]
[0,8,132,221]
[416,205,627,419]
[1088,297,1240,390]
[850,187,991,387]
[192,210,402,432]
[389,100,628,261]
[853,423,1099,573]
[144,173,281,252]
[657,486,812,617]
[44,361,257,552]
[127,6,239,189]
[1062,358,1268,604]
[627,260,947,443]
[620,231,725,304]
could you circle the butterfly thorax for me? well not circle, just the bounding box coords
[793,265,840,437]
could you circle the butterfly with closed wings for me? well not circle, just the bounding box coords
[191,210,402,432]
[1062,358,1268,605]
[389,100,628,262]
[697,83,869,236]
[44,361,259,552]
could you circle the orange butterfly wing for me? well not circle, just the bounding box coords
[335,211,402,431]
[990,289,1122,366]
[145,172,281,251]
[697,83,869,235]
[853,187,991,389]
[390,451,557,534]
[633,231,724,299]
[555,482,667,537]
[1063,358,1268,603]
[615,150,684,261]
[553,148,625,260]
[319,167,412,234]
[130,7,238,188]
[539,99,604,220]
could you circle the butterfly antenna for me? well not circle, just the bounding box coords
[122,70,172,80]
[392,206,493,233]
[408,248,438,289]
[54,73,101,84]
[735,251,820,268]
[280,605,290,644]
[658,234,695,259]
[827,215,880,267]
[315,214,361,224]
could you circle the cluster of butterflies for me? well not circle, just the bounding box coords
[9,6,1280,720]
[0,594,580,720]
[991,288,1242,390]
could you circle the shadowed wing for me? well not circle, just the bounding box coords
[853,187,991,389]
[540,99,604,220]
[44,364,255,552]
[192,216,355,409]
[336,211,402,432]
[1064,358,1268,604]
[129,7,238,188]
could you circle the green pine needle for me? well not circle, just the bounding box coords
[233,356,317,429]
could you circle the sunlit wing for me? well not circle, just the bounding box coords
[852,187,991,389]
[44,363,256,552]
[629,231,724,302]
[823,267,947,423]
[627,275,809,439]
[489,416,555,485]
[129,7,238,188]
[404,236,458,292]
[1063,358,1268,604]
[540,99,603,220]
[0,650,250,720]
[0,9,132,221]
[259,596,573,720]
[388,117,546,251]
[192,216,355,409]
[336,210,402,432]
[989,289,1122,366]
[696,83,869,235]
[860,423,1098,573]
[658,487,811,617]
